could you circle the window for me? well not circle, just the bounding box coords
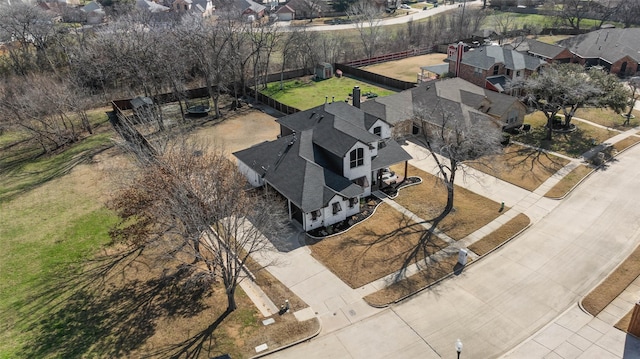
[373,126,382,136]
[332,202,342,214]
[493,65,499,75]
[516,70,521,77]
[349,197,359,208]
[311,210,321,221]
[474,67,482,77]
[506,69,511,76]
[349,148,364,168]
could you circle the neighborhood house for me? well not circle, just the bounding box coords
[360,78,527,137]
[233,99,412,231]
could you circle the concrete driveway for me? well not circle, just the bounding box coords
[270,143,640,358]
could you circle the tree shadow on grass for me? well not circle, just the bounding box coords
[515,124,603,158]
[15,249,222,359]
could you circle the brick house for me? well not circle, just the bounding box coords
[559,28,640,77]
[507,39,573,64]
[448,44,546,94]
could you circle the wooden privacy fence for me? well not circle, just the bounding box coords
[343,47,434,68]
[334,63,417,91]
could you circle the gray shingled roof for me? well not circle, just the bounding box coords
[512,39,568,60]
[454,45,546,71]
[559,28,640,64]
[361,78,523,126]
[234,102,411,213]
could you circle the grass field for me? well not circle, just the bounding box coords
[574,108,640,130]
[0,110,315,358]
[261,75,396,110]
[544,164,592,198]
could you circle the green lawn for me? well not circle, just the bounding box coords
[260,76,396,110]
[488,11,621,30]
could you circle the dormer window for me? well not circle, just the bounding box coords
[350,148,364,168]
[373,126,381,136]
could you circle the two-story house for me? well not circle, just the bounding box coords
[506,39,573,64]
[233,99,412,232]
[448,44,546,94]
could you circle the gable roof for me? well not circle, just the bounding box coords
[136,0,170,12]
[510,39,569,60]
[81,1,103,12]
[559,28,640,64]
[277,101,382,157]
[232,0,265,13]
[361,78,523,125]
[452,45,546,71]
[234,101,411,212]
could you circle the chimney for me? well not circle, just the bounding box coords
[455,41,464,77]
[353,86,361,108]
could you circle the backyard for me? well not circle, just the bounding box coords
[260,75,396,110]
[362,53,448,82]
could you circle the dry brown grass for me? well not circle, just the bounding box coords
[582,245,640,317]
[362,53,448,82]
[245,257,308,312]
[613,136,640,153]
[615,310,633,332]
[468,144,571,192]
[575,108,640,130]
[468,213,530,256]
[364,255,460,307]
[392,164,505,240]
[544,164,592,199]
[307,202,448,289]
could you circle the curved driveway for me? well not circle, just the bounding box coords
[271,144,640,358]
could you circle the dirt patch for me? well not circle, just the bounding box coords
[191,110,280,159]
[362,53,448,82]
[468,213,530,256]
[582,245,640,317]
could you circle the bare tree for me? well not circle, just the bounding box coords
[347,0,384,60]
[405,100,502,272]
[615,0,640,28]
[297,0,323,21]
[624,77,640,126]
[0,75,86,152]
[108,140,287,327]
[0,2,62,75]
[520,63,630,140]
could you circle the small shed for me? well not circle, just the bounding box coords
[130,96,154,122]
[276,4,295,21]
[315,62,333,80]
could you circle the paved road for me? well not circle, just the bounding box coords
[275,1,482,32]
[270,143,640,358]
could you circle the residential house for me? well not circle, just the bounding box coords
[171,0,215,17]
[448,44,546,93]
[233,100,412,231]
[559,28,640,77]
[282,0,324,20]
[507,39,573,64]
[80,1,105,24]
[360,78,527,136]
[136,0,171,12]
[275,4,295,20]
[220,0,266,20]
